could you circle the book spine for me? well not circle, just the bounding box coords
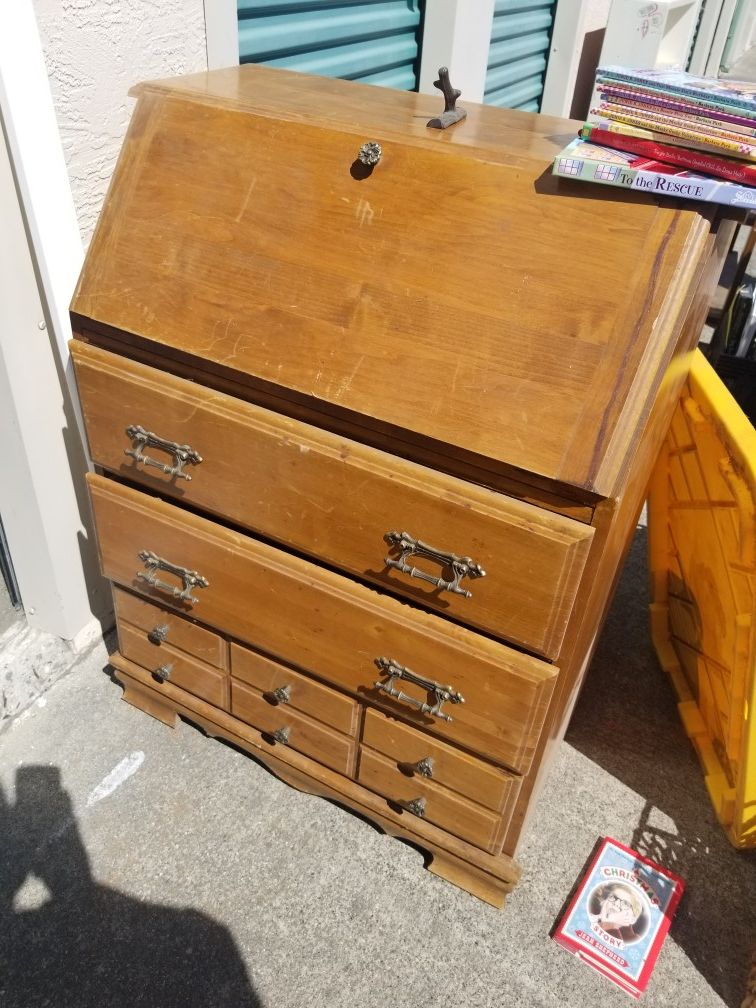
[591,106,756,160]
[597,84,756,133]
[598,95,756,142]
[582,124,756,183]
[554,146,756,209]
[596,68,756,117]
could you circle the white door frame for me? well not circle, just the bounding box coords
[205,0,239,69]
[0,0,109,649]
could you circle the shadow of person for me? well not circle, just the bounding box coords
[566,526,756,1008]
[0,766,261,1007]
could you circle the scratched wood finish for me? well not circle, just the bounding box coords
[357,747,501,853]
[87,474,557,772]
[73,341,593,658]
[231,680,355,776]
[230,642,359,736]
[117,619,228,709]
[113,585,227,668]
[71,65,712,495]
[362,708,520,815]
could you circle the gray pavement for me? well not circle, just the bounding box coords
[1,527,754,1008]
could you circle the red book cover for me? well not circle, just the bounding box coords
[553,837,685,998]
[581,124,756,185]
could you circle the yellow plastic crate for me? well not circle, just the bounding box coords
[648,349,756,849]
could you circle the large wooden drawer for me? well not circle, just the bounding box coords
[87,474,558,772]
[73,341,593,659]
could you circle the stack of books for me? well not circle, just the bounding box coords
[553,66,756,209]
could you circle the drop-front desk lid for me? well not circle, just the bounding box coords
[71,65,716,499]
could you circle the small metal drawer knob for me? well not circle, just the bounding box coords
[412,757,434,779]
[272,726,290,745]
[401,797,426,818]
[357,141,382,166]
[272,686,291,705]
[147,624,169,645]
[153,663,172,684]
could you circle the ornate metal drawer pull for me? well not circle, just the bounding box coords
[153,663,172,683]
[125,425,202,481]
[136,550,209,605]
[147,624,169,645]
[384,531,485,598]
[264,685,291,706]
[374,657,464,723]
[401,797,426,818]
[272,726,290,745]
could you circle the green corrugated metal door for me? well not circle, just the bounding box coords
[484,0,556,111]
[238,1,424,91]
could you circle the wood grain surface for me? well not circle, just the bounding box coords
[74,341,593,658]
[357,746,501,852]
[117,619,228,709]
[87,474,557,772]
[362,707,520,815]
[231,680,355,776]
[72,65,714,495]
[231,642,359,736]
[113,585,227,668]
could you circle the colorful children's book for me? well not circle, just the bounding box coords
[553,837,685,999]
[597,66,756,117]
[553,139,756,210]
[596,82,756,134]
[591,104,756,159]
[595,95,756,145]
[580,124,756,184]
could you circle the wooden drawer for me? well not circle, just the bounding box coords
[231,680,354,775]
[231,643,358,736]
[117,619,227,708]
[358,747,501,853]
[362,709,520,817]
[113,586,226,668]
[87,474,558,772]
[73,341,593,659]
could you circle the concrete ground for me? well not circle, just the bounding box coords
[1,526,754,1008]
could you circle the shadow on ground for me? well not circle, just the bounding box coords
[0,765,260,1007]
[567,527,756,1008]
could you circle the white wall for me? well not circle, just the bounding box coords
[33,0,208,245]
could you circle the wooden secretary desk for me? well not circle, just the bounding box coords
[70,65,733,906]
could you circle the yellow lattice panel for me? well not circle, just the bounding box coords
[649,350,756,849]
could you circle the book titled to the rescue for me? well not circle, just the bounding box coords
[553,837,685,999]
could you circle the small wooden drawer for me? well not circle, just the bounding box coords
[362,709,521,817]
[88,475,557,772]
[231,680,355,775]
[73,341,593,659]
[231,643,359,736]
[113,586,226,668]
[358,747,501,853]
[117,620,227,708]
